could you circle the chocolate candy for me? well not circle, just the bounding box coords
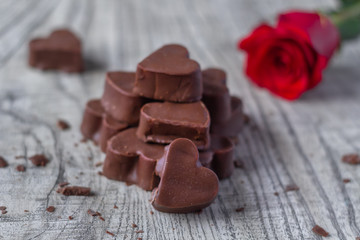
[136,101,210,150]
[80,99,104,143]
[201,68,244,137]
[134,44,202,102]
[99,115,128,152]
[103,128,163,191]
[29,29,83,72]
[152,138,218,213]
[101,72,147,125]
[202,68,231,123]
[199,135,234,179]
[210,96,244,137]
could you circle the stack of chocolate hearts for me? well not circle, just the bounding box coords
[80,44,245,213]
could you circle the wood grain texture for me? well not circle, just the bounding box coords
[0,0,359,239]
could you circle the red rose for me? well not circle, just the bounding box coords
[238,11,340,100]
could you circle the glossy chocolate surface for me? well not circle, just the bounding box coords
[80,99,104,143]
[134,44,202,102]
[137,101,210,149]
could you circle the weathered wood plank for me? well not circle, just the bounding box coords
[0,0,359,239]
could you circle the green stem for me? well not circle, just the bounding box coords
[330,1,360,25]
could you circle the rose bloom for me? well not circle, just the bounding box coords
[238,11,340,100]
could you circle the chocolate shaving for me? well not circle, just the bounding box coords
[0,157,8,168]
[2,210,7,214]
[87,209,99,216]
[113,204,118,209]
[234,159,244,169]
[68,216,73,220]
[274,192,279,196]
[99,216,105,221]
[135,230,144,234]
[342,154,360,165]
[29,154,49,167]
[57,119,70,130]
[0,206,6,211]
[16,164,26,172]
[106,231,115,236]
[343,178,351,183]
[46,206,55,212]
[24,210,29,212]
[57,186,91,196]
[312,225,329,237]
[132,223,138,228]
[235,207,244,212]
[149,211,154,215]
[285,184,299,192]
[97,171,103,176]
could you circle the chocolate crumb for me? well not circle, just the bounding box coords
[98,171,103,176]
[132,223,138,228]
[99,216,105,221]
[342,154,360,165]
[57,119,70,130]
[24,210,29,212]
[57,186,91,196]
[113,204,118,209]
[59,182,70,187]
[16,164,26,172]
[235,207,244,212]
[274,192,279,196]
[234,159,244,168]
[46,206,55,212]
[106,231,115,236]
[312,225,329,237]
[285,184,299,192]
[0,206,6,211]
[95,161,103,167]
[79,172,84,175]
[2,210,7,214]
[29,154,49,167]
[138,238,142,240]
[87,209,99,216]
[15,155,25,160]
[68,216,73,220]
[0,156,9,168]
[149,210,154,215]
[135,230,144,234]
[343,178,351,183]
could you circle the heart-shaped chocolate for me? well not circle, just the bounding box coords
[80,99,104,143]
[134,44,202,102]
[152,138,219,213]
[29,29,83,72]
[136,101,210,150]
[101,72,147,125]
[199,134,234,179]
[103,128,164,191]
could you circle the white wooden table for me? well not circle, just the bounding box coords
[1,0,359,239]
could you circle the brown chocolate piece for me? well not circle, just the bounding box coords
[201,68,244,137]
[59,182,70,187]
[342,154,360,165]
[343,178,351,183]
[0,156,8,168]
[46,206,55,212]
[0,206,6,211]
[199,135,234,179]
[103,128,163,191]
[134,44,202,102]
[29,154,49,166]
[99,115,128,152]
[152,138,219,213]
[312,225,329,237]
[137,101,210,150]
[101,72,147,124]
[210,97,244,137]
[106,231,115,236]
[16,165,26,172]
[285,184,300,192]
[202,68,231,123]
[29,29,83,73]
[80,99,104,143]
[56,186,91,196]
[87,209,100,216]
[57,119,70,130]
